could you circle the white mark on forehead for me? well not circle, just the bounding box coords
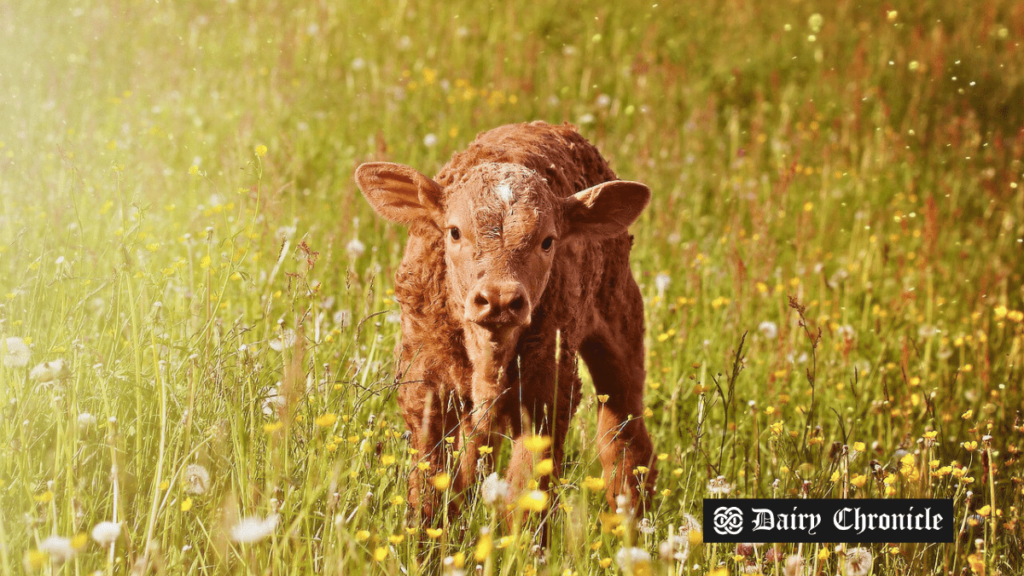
[494,181,515,204]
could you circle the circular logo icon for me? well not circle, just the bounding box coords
[713,506,744,535]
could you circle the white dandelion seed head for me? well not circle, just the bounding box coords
[268,329,296,352]
[90,521,121,546]
[638,517,656,535]
[481,473,509,506]
[596,93,612,108]
[655,272,671,296]
[2,337,30,368]
[615,547,651,571]
[836,324,855,339]
[423,133,438,148]
[39,536,76,563]
[577,113,595,125]
[784,554,804,576]
[758,321,778,339]
[346,238,366,259]
[844,547,873,576]
[351,57,366,70]
[707,476,733,495]
[658,534,690,562]
[230,514,279,543]
[185,464,211,495]
[77,412,97,429]
[29,359,66,383]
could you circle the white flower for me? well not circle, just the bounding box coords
[186,464,211,495]
[844,547,873,576]
[614,547,651,571]
[784,554,804,576]
[596,94,612,108]
[654,272,671,296]
[346,238,366,259]
[577,113,595,125]
[638,517,656,535]
[836,324,855,339]
[29,359,66,383]
[658,534,690,562]
[918,324,937,338]
[39,536,76,562]
[230,514,279,543]
[77,412,97,429]
[481,473,509,506]
[262,386,287,416]
[423,133,438,147]
[91,521,121,546]
[351,57,366,70]
[268,329,296,352]
[333,309,352,327]
[758,321,778,339]
[707,475,733,495]
[2,337,30,368]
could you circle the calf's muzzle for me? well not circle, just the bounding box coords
[465,280,531,328]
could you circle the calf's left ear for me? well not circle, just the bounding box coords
[354,162,444,226]
[562,180,651,240]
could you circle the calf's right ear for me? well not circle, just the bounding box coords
[354,162,444,226]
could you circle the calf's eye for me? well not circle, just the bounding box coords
[541,236,554,251]
[450,228,461,241]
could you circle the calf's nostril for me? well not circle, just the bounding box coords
[473,293,491,309]
[507,294,525,312]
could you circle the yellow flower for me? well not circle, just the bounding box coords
[452,552,466,568]
[524,435,552,453]
[962,410,974,420]
[188,165,199,175]
[534,459,554,476]
[474,530,493,561]
[964,441,978,452]
[388,534,404,545]
[817,548,830,560]
[479,445,493,455]
[23,550,47,571]
[853,441,866,452]
[390,495,405,506]
[263,421,283,433]
[426,528,443,539]
[597,395,609,403]
[598,558,612,568]
[584,476,606,491]
[380,454,396,465]
[255,145,267,157]
[498,536,515,549]
[314,413,337,428]
[977,505,991,517]
[688,529,703,546]
[71,533,88,550]
[373,547,388,561]
[181,497,193,512]
[34,491,53,503]
[517,490,549,513]
[432,473,451,491]
[599,512,624,533]
[355,530,370,542]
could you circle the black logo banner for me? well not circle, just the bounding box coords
[703,499,955,543]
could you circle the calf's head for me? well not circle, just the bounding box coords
[355,161,649,359]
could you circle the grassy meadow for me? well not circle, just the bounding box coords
[2,0,1024,574]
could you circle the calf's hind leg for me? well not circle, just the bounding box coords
[579,306,656,512]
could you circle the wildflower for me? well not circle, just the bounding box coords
[2,337,30,368]
[388,534,404,545]
[188,165,199,175]
[90,522,121,546]
[77,412,97,429]
[230,514,279,543]
[38,536,76,563]
[181,498,193,511]
[481,473,509,505]
[423,134,438,147]
[638,517,656,535]
[432,473,451,491]
[658,533,690,562]
[597,395,609,403]
[474,528,493,561]
[758,321,778,339]
[534,458,554,476]
[654,272,670,296]
[583,476,606,491]
[808,13,823,32]
[844,547,873,576]
[255,145,267,157]
[315,413,337,428]
[784,554,803,576]
[29,359,66,383]
[373,547,387,561]
[346,238,366,259]
[426,528,443,539]
[23,549,47,571]
[185,464,210,495]
[707,476,733,495]
[614,547,651,572]
[517,490,549,513]
[524,435,551,452]
[598,558,612,568]
[355,530,370,541]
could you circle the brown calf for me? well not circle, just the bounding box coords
[355,121,656,520]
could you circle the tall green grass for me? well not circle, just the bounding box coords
[1,0,1023,574]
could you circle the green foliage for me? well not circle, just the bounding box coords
[1,0,1023,574]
